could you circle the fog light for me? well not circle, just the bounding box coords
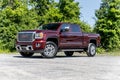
[16,45,21,50]
[36,43,41,47]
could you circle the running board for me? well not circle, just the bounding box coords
[60,49,84,52]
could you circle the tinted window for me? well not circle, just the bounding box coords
[39,23,60,30]
[60,23,70,30]
[70,24,80,32]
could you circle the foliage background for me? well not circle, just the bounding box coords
[94,0,120,51]
[0,0,120,52]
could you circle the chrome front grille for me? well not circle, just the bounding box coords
[18,32,35,42]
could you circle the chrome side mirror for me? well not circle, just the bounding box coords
[61,26,70,32]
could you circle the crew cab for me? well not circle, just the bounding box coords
[16,22,100,58]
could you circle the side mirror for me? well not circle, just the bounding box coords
[61,27,70,32]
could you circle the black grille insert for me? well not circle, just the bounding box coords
[18,32,34,42]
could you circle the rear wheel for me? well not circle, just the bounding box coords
[64,51,74,57]
[86,43,96,57]
[42,41,58,58]
[20,52,34,57]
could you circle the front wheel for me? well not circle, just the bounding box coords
[42,41,58,58]
[20,52,34,57]
[86,43,96,57]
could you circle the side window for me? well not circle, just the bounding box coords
[70,24,81,32]
[60,23,70,32]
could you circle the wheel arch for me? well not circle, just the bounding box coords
[46,37,58,46]
[89,39,97,46]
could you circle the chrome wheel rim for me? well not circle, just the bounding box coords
[44,44,55,57]
[90,45,96,55]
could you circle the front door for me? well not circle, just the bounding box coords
[59,24,83,49]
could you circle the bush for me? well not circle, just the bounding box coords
[96,47,105,54]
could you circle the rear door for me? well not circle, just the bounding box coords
[68,24,83,48]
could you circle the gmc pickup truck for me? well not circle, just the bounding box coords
[16,22,100,58]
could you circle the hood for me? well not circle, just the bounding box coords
[20,30,57,33]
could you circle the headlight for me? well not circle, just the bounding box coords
[35,32,43,39]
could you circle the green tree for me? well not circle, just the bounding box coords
[94,0,120,50]
[30,0,63,24]
[30,0,51,16]
[0,0,39,51]
[58,0,92,32]
[58,0,80,21]
[79,21,92,32]
[39,0,63,24]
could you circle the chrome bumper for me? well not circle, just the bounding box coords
[16,45,44,53]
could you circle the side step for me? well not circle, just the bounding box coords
[60,49,84,52]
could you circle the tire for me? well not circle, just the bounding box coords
[42,41,58,58]
[64,51,74,57]
[20,52,34,57]
[86,43,96,57]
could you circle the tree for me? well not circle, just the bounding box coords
[0,0,39,51]
[58,0,80,21]
[30,0,50,16]
[30,0,63,24]
[94,0,120,50]
[58,0,92,32]
[78,21,92,32]
[39,0,63,24]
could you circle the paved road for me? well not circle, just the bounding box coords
[0,53,120,80]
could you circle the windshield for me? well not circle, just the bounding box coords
[38,23,60,31]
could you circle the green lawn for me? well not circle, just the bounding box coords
[98,50,120,56]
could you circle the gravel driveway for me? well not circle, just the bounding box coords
[0,53,120,80]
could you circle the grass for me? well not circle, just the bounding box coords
[98,50,120,56]
[0,49,17,54]
[96,47,120,56]
[104,50,120,56]
[0,49,10,53]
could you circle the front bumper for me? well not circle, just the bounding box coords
[16,45,44,53]
[16,40,46,53]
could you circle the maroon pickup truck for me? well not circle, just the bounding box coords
[16,22,100,58]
